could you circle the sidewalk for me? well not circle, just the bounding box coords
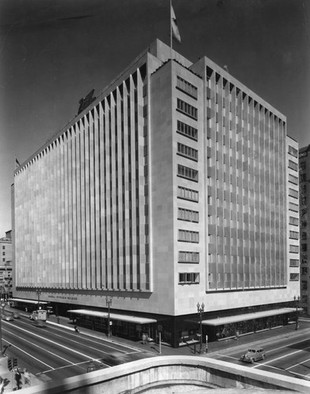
[46,312,310,357]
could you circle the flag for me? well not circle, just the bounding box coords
[171,4,181,43]
[15,158,21,168]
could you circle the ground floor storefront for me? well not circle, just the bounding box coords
[48,302,299,348]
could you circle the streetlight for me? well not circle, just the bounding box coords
[106,297,112,337]
[294,295,300,330]
[197,302,205,354]
[36,288,41,309]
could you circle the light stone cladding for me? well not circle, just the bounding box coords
[299,144,310,314]
[14,39,298,317]
[286,137,300,296]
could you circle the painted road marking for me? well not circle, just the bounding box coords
[4,324,104,361]
[3,338,54,369]
[4,329,75,366]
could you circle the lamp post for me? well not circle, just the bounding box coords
[36,288,41,309]
[294,295,300,330]
[106,297,112,337]
[197,302,205,354]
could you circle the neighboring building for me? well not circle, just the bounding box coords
[0,231,13,299]
[13,39,299,347]
[299,144,310,314]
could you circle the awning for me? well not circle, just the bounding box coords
[9,298,48,305]
[202,308,297,327]
[67,309,157,325]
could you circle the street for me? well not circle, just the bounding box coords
[209,322,310,381]
[2,315,154,383]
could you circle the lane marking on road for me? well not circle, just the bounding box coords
[253,346,310,369]
[287,356,310,371]
[17,318,143,354]
[4,329,76,365]
[3,324,105,362]
[39,359,110,375]
[2,338,54,370]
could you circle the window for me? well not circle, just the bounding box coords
[289,188,298,199]
[177,99,198,120]
[177,120,198,141]
[176,76,198,99]
[289,202,299,212]
[301,267,308,275]
[288,174,298,185]
[302,281,308,290]
[177,143,198,161]
[302,244,307,252]
[289,245,299,253]
[290,273,299,281]
[2,246,4,250]
[178,230,199,243]
[288,160,298,171]
[289,216,299,226]
[289,259,299,267]
[178,251,200,263]
[289,231,299,240]
[288,145,298,158]
[178,208,199,223]
[178,164,198,182]
[178,186,199,202]
[178,272,200,284]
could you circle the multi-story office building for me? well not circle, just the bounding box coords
[0,231,13,299]
[299,144,310,314]
[13,39,299,346]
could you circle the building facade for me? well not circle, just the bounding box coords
[299,144,310,314]
[13,40,299,346]
[0,231,13,299]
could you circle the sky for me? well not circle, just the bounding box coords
[0,0,309,236]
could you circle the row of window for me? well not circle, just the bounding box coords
[177,120,198,141]
[177,99,198,120]
[289,216,299,226]
[288,145,298,158]
[178,208,199,223]
[178,251,199,263]
[177,186,199,202]
[178,272,200,284]
[289,202,299,212]
[177,143,198,161]
[176,76,198,99]
[288,160,298,172]
[178,230,199,243]
[289,231,299,240]
[288,188,299,199]
[289,259,299,267]
[288,174,298,185]
[178,164,198,182]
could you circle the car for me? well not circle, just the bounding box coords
[240,348,266,363]
[2,315,14,321]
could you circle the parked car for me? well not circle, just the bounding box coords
[240,348,266,363]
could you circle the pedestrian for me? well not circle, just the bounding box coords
[15,368,22,390]
[23,368,31,386]
[74,325,80,333]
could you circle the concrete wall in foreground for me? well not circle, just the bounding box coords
[18,356,310,394]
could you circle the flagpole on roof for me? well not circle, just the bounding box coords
[170,0,173,57]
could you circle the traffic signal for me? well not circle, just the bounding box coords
[8,358,12,371]
[13,358,18,368]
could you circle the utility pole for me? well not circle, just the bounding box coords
[197,302,205,354]
[36,288,41,309]
[106,297,112,337]
[294,295,300,330]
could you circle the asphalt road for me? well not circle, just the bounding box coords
[209,326,310,381]
[2,316,154,383]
